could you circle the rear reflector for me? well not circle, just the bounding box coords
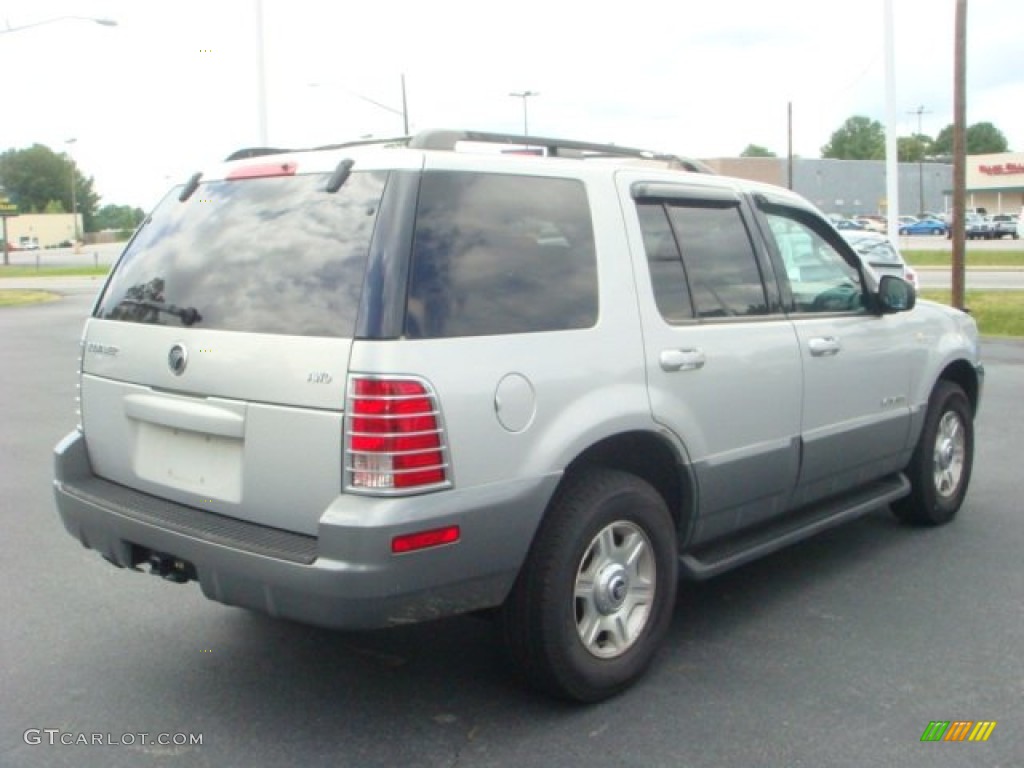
[391,526,460,554]
[345,376,450,493]
[226,162,298,180]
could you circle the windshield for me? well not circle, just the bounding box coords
[96,171,388,337]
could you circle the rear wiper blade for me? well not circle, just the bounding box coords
[117,299,203,326]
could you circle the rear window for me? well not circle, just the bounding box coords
[405,171,597,338]
[95,171,387,337]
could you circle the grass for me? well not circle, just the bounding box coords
[0,265,110,278]
[920,290,1024,337]
[0,289,61,307]
[904,249,1024,267]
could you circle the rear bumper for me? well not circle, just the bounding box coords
[53,430,557,629]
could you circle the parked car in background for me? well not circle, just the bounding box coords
[964,214,993,240]
[841,230,918,288]
[899,218,947,236]
[834,218,867,231]
[855,215,887,233]
[1018,211,1024,239]
[897,216,918,228]
[990,214,1019,240]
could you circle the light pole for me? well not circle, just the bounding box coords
[0,16,117,35]
[65,138,79,244]
[309,75,409,135]
[509,91,538,137]
[908,105,931,215]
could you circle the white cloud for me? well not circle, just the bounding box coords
[1,0,1021,208]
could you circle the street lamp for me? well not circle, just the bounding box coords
[509,91,538,137]
[308,75,409,135]
[908,104,932,215]
[65,138,79,244]
[0,16,117,35]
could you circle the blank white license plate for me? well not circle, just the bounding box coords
[134,423,243,503]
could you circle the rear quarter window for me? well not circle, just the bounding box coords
[95,171,387,337]
[405,171,598,338]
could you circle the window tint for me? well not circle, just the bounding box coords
[765,211,865,313]
[665,203,768,319]
[406,172,597,338]
[637,202,693,322]
[96,172,387,337]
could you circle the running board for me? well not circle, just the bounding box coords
[679,474,910,581]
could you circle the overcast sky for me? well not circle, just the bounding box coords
[2,0,1022,210]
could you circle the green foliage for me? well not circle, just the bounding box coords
[93,204,145,232]
[0,144,99,230]
[740,144,777,158]
[930,122,1010,156]
[822,116,886,160]
[44,199,66,214]
[898,134,932,162]
[920,290,1024,337]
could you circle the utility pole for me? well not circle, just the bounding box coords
[509,91,538,137]
[908,105,932,215]
[65,138,79,243]
[787,101,793,190]
[951,0,967,311]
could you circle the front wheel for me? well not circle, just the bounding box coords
[893,381,974,526]
[501,468,678,702]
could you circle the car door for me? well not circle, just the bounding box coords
[620,175,803,545]
[754,198,915,508]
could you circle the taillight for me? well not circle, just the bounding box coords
[345,376,450,493]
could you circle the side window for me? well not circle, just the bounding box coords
[764,211,865,313]
[637,202,693,322]
[666,204,768,319]
[406,172,597,338]
[637,199,768,321]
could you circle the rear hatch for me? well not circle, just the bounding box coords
[80,162,390,535]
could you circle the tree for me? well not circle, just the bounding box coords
[931,121,1009,156]
[0,144,100,231]
[740,144,777,158]
[898,133,933,162]
[93,204,145,232]
[821,116,886,160]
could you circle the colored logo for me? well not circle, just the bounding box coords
[920,721,997,742]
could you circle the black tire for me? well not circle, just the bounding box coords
[501,468,678,702]
[893,381,974,526]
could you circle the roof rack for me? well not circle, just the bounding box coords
[224,147,297,162]
[224,136,408,162]
[407,129,714,174]
[224,130,714,173]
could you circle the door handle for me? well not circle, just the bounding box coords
[808,336,841,357]
[660,348,706,372]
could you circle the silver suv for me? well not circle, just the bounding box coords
[54,130,983,702]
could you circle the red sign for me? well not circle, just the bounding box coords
[979,162,1024,176]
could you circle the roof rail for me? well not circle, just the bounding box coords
[224,147,296,161]
[407,129,714,173]
[222,130,714,174]
[225,136,410,162]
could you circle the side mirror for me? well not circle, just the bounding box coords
[877,275,916,313]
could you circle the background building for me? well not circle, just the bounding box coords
[2,212,81,248]
[702,157,953,218]
[962,151,1024,214]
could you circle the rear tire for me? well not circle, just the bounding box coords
[501,468,677,702]
[893,381,974,526]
